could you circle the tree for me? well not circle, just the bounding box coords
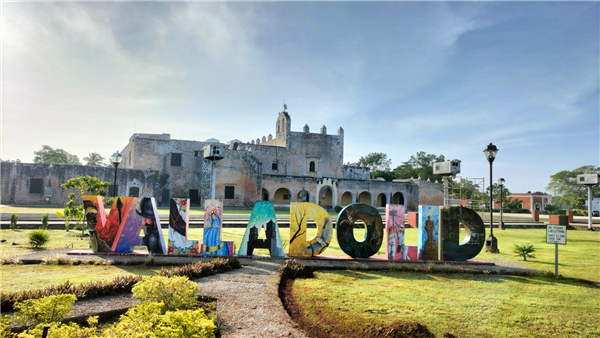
[83,152,106,166]
[394,151,445,182]
[61,176,111,236]
[546,165,599,209]
[485,183,512,209]
[33,145,81,165]
[357,152,393,180]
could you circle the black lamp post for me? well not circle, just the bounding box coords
[110,151,123,197]
[498,178,505,230]
[484,143,499,253]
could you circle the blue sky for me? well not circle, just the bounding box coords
[2,2,598,195]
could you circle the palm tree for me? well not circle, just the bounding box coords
[513,243,537,261]
[83,152,105,166]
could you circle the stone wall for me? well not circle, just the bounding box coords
[1,162,159,206]
[415,179,444,208]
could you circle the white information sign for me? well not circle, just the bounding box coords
[546,224,567,245]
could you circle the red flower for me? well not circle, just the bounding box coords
[181,200,187,206]
[168,246,174,252]
[191,248,197,254]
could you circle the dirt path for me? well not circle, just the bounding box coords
[194,259,308,338]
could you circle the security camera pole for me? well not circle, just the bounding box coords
[576,173,599,231]
[433,160,462,207]
[203,144,225,200]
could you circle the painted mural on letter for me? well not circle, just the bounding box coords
[203,199,230,255]
[441,206,486,261]
[336,203,384,258]
[385,204,407,260]
[83,196,165,254]
[289,202,333,257]
[238,201,285,257]
[168,198,200,254]
[418,205,440,260]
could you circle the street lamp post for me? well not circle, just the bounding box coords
[110,151,123,198]
[499,178,505,230]
[484,143,500,253]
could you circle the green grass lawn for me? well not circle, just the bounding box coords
[1,264,165,293]
[294,270,600,338]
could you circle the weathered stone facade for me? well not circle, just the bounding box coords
[1,162,159,205]
[120,111,443,210]
[1,112,443,210]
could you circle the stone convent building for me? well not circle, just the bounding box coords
[120,110,442,210]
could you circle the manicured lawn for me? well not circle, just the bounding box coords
[1,264,165,293]
[294,270,600,338]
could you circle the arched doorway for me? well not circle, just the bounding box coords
[318,186,334,208]
[274,188,292,205]
[341,192,353,206]
[358,191,372,206]
[297,189,310,202]
[392,192,405,205]
[376,193,387,207]
[262,188,270,201]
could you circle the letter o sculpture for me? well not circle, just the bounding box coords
[441,206,486,261]
[336,204,384,258]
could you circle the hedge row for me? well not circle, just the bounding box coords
[0,257,241,312]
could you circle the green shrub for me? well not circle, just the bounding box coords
[41,213,50,230]
[14,293,77,326]
[280,259,314,279]
[514,243,537,261]
[574,209,588,217]
[334,205,343,213]
[132,275,198,312]
[10,214,18,230]
[102,302,216,338]
[513,209,532,214]
[28,229,50,249]
[1,315,11,338]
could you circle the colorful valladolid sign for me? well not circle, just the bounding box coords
[82,196,486,261]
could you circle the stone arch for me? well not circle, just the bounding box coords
[341,191,353,206]
[376,193,387,207]
[392,192,405,205]
[297,189,311,202]
[358,191,372,206]
[274,187,292,205]
[318,186,334,209]
[262,188,270,201]
[232,142,239,150]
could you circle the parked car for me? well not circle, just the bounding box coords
[593,211,600,217]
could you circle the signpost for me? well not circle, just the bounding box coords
[546,224,567,278]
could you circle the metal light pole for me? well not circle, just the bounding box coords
[498,178,505,230]
[110,151,123,197]
[484,143,499,253]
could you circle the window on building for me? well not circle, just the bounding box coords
[30,178,43,194]
[272,162,278,171]
[309,161,316,172]
[194,151,200,157]
[129,187,140,197]
[224,186,235,199]
[171,153,182,166]
[283,194,290,200]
